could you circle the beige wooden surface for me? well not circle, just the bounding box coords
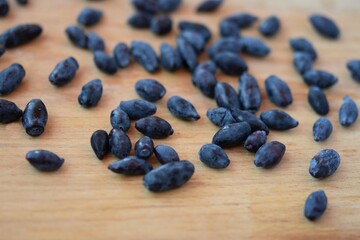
[1,0,360,239]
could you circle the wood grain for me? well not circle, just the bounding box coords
[1,0,360,239]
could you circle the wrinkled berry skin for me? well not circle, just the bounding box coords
[214,82,240,110]
[160,43,182,71]
[195,60,217,75]
[110,108,130,132]
[135,116,174,139]
[131,41,159,73]
[240,36,270,57]
[254,141,286,168]
[90,130,109,160]
[224,12,258,29]
[308,86,329,115]
[86,32,105,52]
[65,25,88,49]
[197,0,222,12]
[143,160,194,192]
[93,51,117,75]
[109,128,132,159]
[119,99,157,120]
[208,38,243,60]
[128,12,152,29]
[239,73,261,112]
[265,75,293,107]
[26,150,64,172]
[22,99,48,137]
[131,0,158,14]
[206,107,236,127]
[150,15,172,35]
[244,130,267,153]
[0,99,22,123]
[180,31,206,55]
[347,60,360,82]
[309,14,340,39]
[0,63,25,95]
[178,21,212,42]
[135,136,154,159]
[289,38,317,61]
[0,24,42,48]
[313,117,333,142]
[259,16,280,37]
[199,144,229,169]
[135,79,166,102]
[167,96,200,121]
[214,52,248,76]
[177,37,198,72]
[0,0,9,17]
[339,96,358,127]
[304,190,328,221]
[158,0,182,13]
[77,7,103,27]
[78,79,103,108]
[309,149,340,178]
[303,70,338,89]
[49,57,79,87]
[260,110,298,130]
[108,156,153,175]
[113,43,131,68]
[231,109,269,134]
[154,145,180,164]
[293,52,313,75]
[212,122,251,148]
[192,69,217,98]
[219,20,240,38]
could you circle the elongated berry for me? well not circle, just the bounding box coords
[131,41,159,73]
[119,99,156,120]
[135,116,174,139]
[0,24,42,48]
[254,141,286,168]
[154,144,179,164]
[0,63,25,95]
[109,128,132,159]
[0,98,22,123]
[65,25,88,49]
[131,0,158,14]
[178,21,212,42]
[313,117,333,142]
[309,14,340,39]
[49,57,79,86]
[108,156,153,175]
[180,31,206,54]
[212,122,251,148]
[244,130,267,153]
[239,36,270,57]
[260,110,298,130]
[0,0,9,17]
[16,0,28,5]
[224,12,258,29]
[192,68,217,98]
[135,79,166,102]
[93,51,117,75]
[110,107,130,132]
[128,12,152,29]
[309,149,340,178]
[214,52,248,76]
[167,96,200,121]
[214,82,240,110]
[347,59,360,82]
[22,99,48,136]
[135,136,154,159]
[199,144,229,169]
[238,73,261,112]
[289,37,317,61]
[197,0,223,12]
[219,20,240,38]
[259,16,280,37]
[78,79,102,108]
[113,43,131,68]
[208,38,243,60]
[231,109,269,134]
[339,96,358,127]
[293,52,313,75]
[308,86,329,115]
[90,130,109,160]
[143,160,194,192]
[77,7,103,27]
[158,0,182,13]
[160,43,182,72]
[26,150,64,172]
[150,15,172,36]
[206,107,236,127]
[86,32,105,52]
[303,70,338,89]
[304,190,327,221]
[177,37,198,72]
[265,75,293,107]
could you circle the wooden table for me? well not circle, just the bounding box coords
[1,0,360,239]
